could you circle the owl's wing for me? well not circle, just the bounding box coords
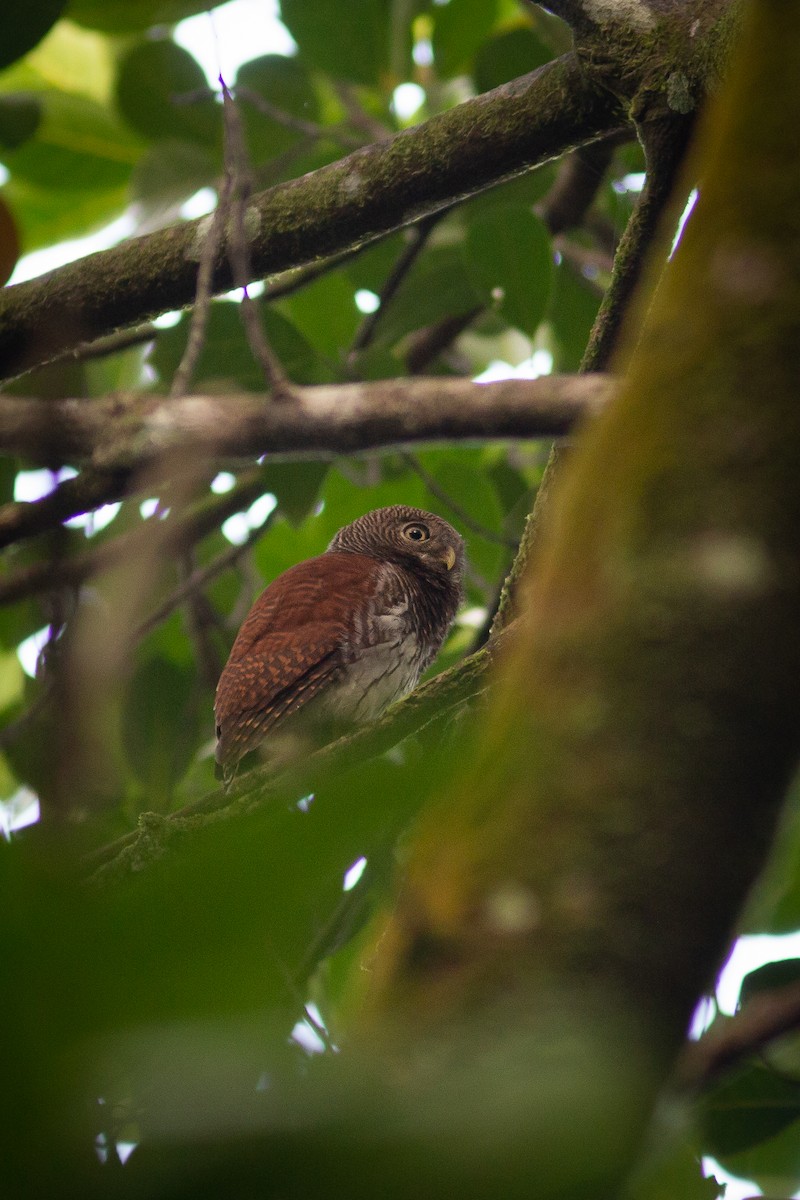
[214,624,344,768]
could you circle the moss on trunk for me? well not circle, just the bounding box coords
[352,2,800,1194]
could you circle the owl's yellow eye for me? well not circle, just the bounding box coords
[403,523,430,543]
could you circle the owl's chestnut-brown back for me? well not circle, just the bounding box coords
[214,506,464,779]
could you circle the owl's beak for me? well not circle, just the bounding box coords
[442,546,457,571]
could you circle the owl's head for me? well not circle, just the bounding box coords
[327,505,465,581]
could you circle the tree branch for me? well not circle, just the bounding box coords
[0,465,272,605]
[538,133,623,234]
[581,114,696,372]
[349,213,444,358]
[0,468,125,551]
[0,372,610,476]
[676,981,800,1091]
[86,631,505,883]
[0,54,624,380]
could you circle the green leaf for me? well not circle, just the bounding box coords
[702,1061,800,1156]
[259,461,329,525]
[235,54,321,162]
[0,90,141,191]
[122,655,199,801]
[115,38,221,146]
[0,95,42,150]
[627,1139,724,1200]
[701,1059,800,1197]
[67,0,221,34]
[740,958,800,1007]
[375,243,483,347]
[130,138,217,231]
[280,270,359,360]
[280,0,392,87]
[473,26,553,93]
[1,175,128,254]
[465,205,554,337]
[741,785,800,933]
[0,648,24,716]
[549,259,603,372]
[432,0,501,79]
[0,1,67,71]
[150,300,335,390]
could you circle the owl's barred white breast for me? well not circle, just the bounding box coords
[322,570,426,723]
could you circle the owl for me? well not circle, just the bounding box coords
[214,505,465,783]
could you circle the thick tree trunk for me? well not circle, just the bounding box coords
[347,1,800,1195]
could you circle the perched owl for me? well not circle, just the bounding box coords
[214,505,465,782]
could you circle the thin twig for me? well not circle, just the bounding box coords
[68,325,159,363]
[136,514,271,642]
[177,551,224,691]
[537,134,624,235]
[349,213,444,359]
[675,980,800,1091]
[220,78,293,399]
[235,85,363,149]
[0,467,271,607]
[332,80,393,143]
[170,180,229,398]
[554,238,612,295]
[581,114,695,372]
[262,932,337,1054]
[405,306,485,375]
[0,468,124,552]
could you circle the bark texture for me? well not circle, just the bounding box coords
[347,2,800,1195]
[0,56,623,380]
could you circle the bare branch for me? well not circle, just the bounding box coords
[221,79,294,398]
[136,516,271,642]
[0,55,624,380]
[405,307,485,375]
[676,981,800,1091]
[0,466,271,606]
[170,177,228,399]
[236,84,363,149]
[176,551,224,692]
[537,134,625,234]
[68,325,159,363]
[0,373,611,477]
[0,469,125,551]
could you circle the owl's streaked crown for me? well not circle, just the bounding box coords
[327,505,465,578]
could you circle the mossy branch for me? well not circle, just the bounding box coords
[86,636,503,885]
[0,55,623,381]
